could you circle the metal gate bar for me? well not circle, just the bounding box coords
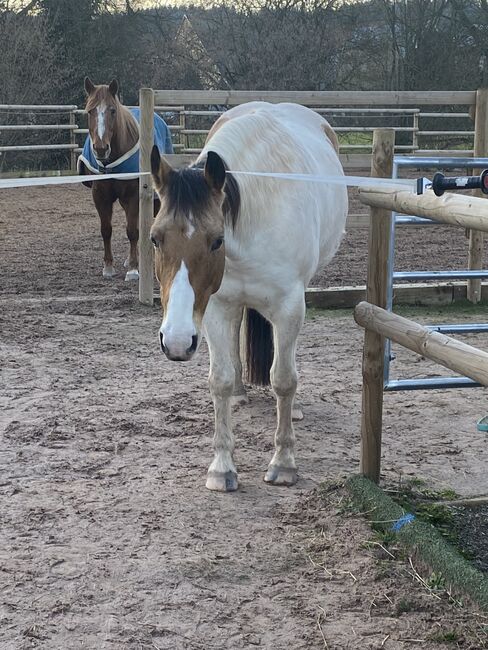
[384,156,488,390]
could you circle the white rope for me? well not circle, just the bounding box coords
[0,169,418,191]
[0,171,150,190]
[227,169,417,190]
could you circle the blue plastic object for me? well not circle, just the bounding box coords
[477,416,488,432]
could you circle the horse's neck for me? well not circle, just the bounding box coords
[111,107,139,160]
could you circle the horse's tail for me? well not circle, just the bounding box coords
[243,308,273,386]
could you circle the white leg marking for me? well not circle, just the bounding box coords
[103,264,115,278]
[125,269,139,281]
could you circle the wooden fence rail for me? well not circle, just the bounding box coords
[358,185,488,232]
[0,90,482,171]
[355,301,488,387]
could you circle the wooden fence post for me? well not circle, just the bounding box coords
[69,109,77,173]
[179,108,187,152]
[468,88,488,303]
[139,87,155,306]
[360,128,395,484]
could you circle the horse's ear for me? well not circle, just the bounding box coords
[84,76,95,95]
[204,151,226,193]
[204,151,225,192]
[108,79,119,98]
[151,145,172,191]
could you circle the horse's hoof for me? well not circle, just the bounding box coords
[231,393,248,408]
[264,464,297,486]
[206,470,238,492]
[102,266,115,278]
[125,269,139,282]
[292,407,304,421]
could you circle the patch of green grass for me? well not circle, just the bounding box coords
[393,300,488,320]
[338,131,373,147]
[305,306,352,320]
[426,570,447,591]
[395,597,416,615]
[428,628,461,643]
[305,301,488,322]
[385,478,478,560]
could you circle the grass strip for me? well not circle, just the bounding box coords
[346,474,488,611]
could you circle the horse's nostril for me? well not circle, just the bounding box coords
[187,335,198,355]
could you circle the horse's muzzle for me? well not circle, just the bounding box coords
[160,332,198,362]
[94,144,111,161]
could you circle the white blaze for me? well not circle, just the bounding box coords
[97,102,106,140]
[160,261,196,357]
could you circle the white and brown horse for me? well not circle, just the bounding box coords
[150,102,348,492]
[79,78,171,281]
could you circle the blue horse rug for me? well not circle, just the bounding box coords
[77,108,173,175]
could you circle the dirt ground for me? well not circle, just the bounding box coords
[1,184,488,649]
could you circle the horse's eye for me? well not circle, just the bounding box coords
[110,108,116,115]
[211,237,224,251]
[151,236,159,248]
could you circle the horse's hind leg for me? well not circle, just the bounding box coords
[231,308,248,408]
[264,293,305,486]
[120,193,139,281]
[93,188,115,278]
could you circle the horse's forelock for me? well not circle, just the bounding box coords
[164,162,240,228]
[85,85,121,112]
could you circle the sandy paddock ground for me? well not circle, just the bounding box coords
[0,184,487,649]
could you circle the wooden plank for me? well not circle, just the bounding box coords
[0,124,78,131]
[360,129,395,484]
[0,104,78,110]
[358,185,488,233]
[468,88,488,303]
[154,90,476,107]
[138,88,155,307]
[304,283,473,309]
[0,144,77,152]
[354,301,488,386]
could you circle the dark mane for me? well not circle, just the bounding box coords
[168,158,240,228]
[166,167,212,219]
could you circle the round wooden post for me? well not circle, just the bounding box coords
[360,128,395,484]
[139,88,155,306]
[468,88,488,303]
[69,109,77,173]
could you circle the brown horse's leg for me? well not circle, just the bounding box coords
[93,183,116,278]
[119,191,139,281]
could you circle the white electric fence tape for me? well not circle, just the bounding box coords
[227,169,417,190]
[0,172,149,190]
[0,170,417,191]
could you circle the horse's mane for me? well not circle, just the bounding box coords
[165,162,240,229]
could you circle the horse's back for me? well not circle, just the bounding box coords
[203,102,348,291]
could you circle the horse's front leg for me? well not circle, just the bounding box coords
[265,294,305,486]
[93,186,115,278]
[119,192,139,281]
[204,301,242,492]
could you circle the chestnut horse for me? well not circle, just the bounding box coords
[78,77,173,280]
[150,102,348,492]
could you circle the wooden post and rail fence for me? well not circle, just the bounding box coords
[356,128,488,484]
[1,89,488,310]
